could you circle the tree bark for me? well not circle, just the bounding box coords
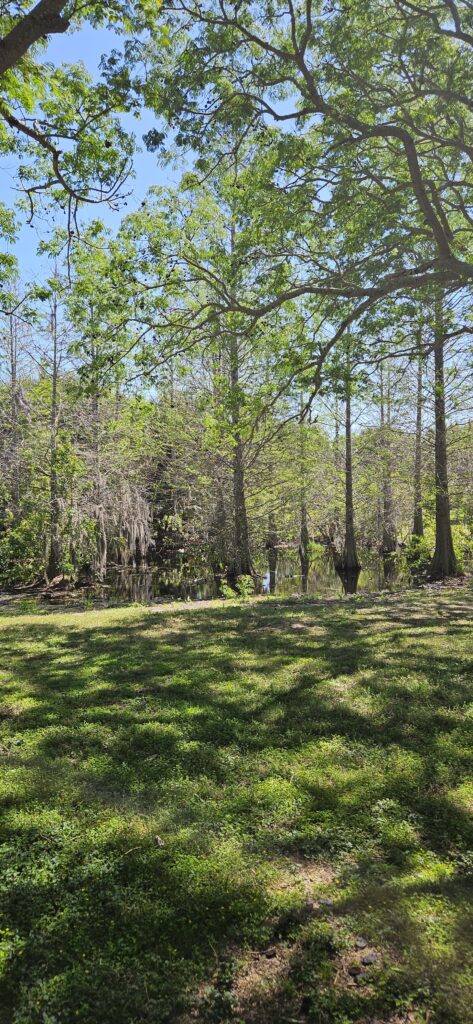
[80,303,110,580]
[342,354,361,572]
[412,331,425,538]
[228,222,253,583]
[380,365,397,579]
[8,314,21,522]
[429,296,458,579]
[91,373,107,581]
[209,477,227,576]
[298,399,310,593]
[231,434,253,579]
[46,296,61,581]
[299,502,310,594]
[266,514,278,594]
[0,1,69,78]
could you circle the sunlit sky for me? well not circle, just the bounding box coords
[0,23,180,281]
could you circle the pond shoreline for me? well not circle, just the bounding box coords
[1,571,470,612]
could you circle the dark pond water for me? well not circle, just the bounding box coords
[67,555,403,607]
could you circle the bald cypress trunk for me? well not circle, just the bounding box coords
[266,514,278,594]
[298,401,310,592]
[46,296,61,582]
[228,330,252,581]
[299,502,310,594]
[231,435,253,579]
[343,366,360,572]
[91,384,107,581]
[429,297,457,580]
[228,222,253,584]
[8,314,21,523]
[412,332,424,538]
[380,366,397,579]
[210,478,228,578]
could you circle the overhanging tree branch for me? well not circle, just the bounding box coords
[0,0,70,77]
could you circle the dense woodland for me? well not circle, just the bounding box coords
[0,0,472,594]
[1,280,472,593]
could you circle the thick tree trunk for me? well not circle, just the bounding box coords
[299,503,310,594]
[335,352,361,596]
[429,297,458,580]
[0,1,69,78]
[412,332,424,538]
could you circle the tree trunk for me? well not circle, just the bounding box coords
[8,314,21,522]
[0,1,70,79]
[429,296,457,579]
[334,395,341,467]
[266,514,278,594]
[228,222,253,583]
[91,384,107,581]
[412,331,424,538]
[343,361,361,572]
[231,434,253,579]
[47,297,61,581]
[380,365,397,580]
[299,503,310,594]
[210,476,227,578]
[298,399,310,593]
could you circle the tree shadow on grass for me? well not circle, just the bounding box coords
[0,592,472,1023]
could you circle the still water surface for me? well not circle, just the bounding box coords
[76,557,402,606]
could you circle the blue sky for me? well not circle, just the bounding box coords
[0,23,182,281]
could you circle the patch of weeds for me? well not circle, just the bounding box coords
[220,575,255,601]
[196,956,238,1022]
[404,536,432,583]
[15,597,42,614]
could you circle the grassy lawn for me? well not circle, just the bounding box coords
[0,589,472,1024]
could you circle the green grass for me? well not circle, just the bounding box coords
[0,588,472,1024]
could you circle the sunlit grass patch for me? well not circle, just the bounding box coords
[0,587,472,1023]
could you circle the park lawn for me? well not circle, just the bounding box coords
[0,589,472,1024]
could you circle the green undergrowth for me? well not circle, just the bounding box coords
[0,588,472,1023]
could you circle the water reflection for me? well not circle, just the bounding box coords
[46,555,403,607]
[100,568,218,604]
[335,567,361,595]
[259,556,396,600]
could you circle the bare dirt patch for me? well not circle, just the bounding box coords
[226,860,338,1024]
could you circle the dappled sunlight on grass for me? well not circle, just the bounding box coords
[0,588,472,1023]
